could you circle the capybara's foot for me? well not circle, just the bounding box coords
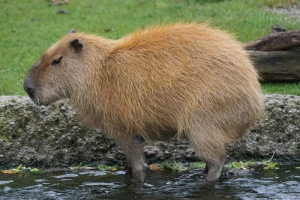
[205,157,226,181]
[132,168,145,184]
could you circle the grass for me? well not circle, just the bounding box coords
[0,0,299,95]
[262,82,300,95]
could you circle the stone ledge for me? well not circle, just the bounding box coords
[0,94,299,168]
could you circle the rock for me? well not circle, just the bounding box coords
[223,168,253,178]
[3,186,12,192]
[56,9,67,14]
[0,95,299,168]
[229,94,300,160]
[0,96,115,168]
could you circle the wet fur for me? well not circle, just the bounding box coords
[24,23,264,182]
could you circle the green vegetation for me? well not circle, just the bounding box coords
[0,0,299,95]
[1,164,43,174]
[230,161,279,170]
[165,161,206,171]
[158,160,280,172]
[263,162,279,170]
[70,162,85,170]
[150,157,284,172]
[98,164,117,171]
[1,161,285,175]
[231,161,249,170]
[70,163,118,171]
[262,82,300,95]
[152,161,203,172]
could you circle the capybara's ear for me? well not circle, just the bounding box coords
[70,39,83,52]
[68,29,76,34]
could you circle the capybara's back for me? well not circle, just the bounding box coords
[24,23,264,182]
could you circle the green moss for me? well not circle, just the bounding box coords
[0,116,11,142]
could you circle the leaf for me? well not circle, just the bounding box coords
[70,162,84,170]
[5,169,19,174]
[268,163,276,168]
[162,164,173,171]
[296,167,300,169]
[111,167,117,171]
[189,162,205,169]
[12,169,20,173]
[232,162,242,169]
[263,162,279,170]
[30,168,44,174]
[162,162,187,172]
[149,164,161,171]
[98,164,112,171]
[16,164,23,171]
[16,164,26,171]
[2,170,11,174]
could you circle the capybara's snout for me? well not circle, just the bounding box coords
[23,75,36,100]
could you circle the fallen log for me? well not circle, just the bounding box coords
[248,48,300,82]
[244,25,300,82]
[244,27,300,51]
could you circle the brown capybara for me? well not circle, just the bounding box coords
[24,23,264,183]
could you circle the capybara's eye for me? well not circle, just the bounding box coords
[52,57,63,65]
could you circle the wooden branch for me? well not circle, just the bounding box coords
[50,0,69,6]
[244,29,300,51]
[248,48,300,82]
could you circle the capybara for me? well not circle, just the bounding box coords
[24,23,264,183]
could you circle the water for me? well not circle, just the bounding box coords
[0,165,299,200]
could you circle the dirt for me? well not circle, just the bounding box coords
[270,2,300,21]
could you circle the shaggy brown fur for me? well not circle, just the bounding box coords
[24,23,264,183]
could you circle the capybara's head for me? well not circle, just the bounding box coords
[24,31,104,106]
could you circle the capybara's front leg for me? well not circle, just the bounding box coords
[116,134,145,184]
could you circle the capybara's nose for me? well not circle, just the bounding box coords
[25,86,35,97]
[24,77,35,98]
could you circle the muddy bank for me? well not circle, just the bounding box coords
[0,95,299,168]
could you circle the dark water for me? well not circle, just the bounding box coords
[0,165,300,200]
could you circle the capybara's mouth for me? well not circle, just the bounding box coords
[33,96,54,106]
[28,96,42,106]
[32,98,43,106]
[26,93,49,106]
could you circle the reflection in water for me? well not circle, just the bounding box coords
[0,165,299,199]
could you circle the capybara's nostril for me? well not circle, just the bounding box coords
[23,78,35,98]
[26,87,34,96]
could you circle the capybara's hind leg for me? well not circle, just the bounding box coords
[187,128,227,181]
[205,155,226,181]
[115,134,145,183]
